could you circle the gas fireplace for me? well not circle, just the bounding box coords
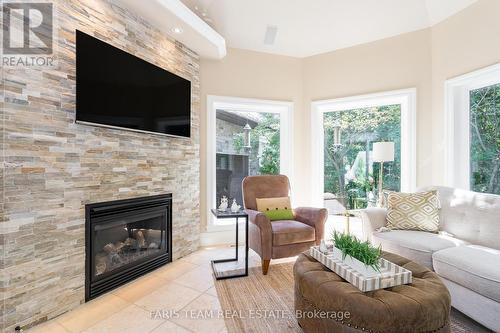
[85,194,172,300]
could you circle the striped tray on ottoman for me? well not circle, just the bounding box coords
[309,246,412,292]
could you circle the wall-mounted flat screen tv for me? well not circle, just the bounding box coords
[76,30,191,138]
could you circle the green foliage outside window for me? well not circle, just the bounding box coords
[469,83,500,194]
[233,113,280,175]
[324,105,401,209]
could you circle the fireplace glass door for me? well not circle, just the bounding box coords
[86,194,172,300]
[91,210,167,280]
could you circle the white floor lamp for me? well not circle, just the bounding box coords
[373,142,394,207]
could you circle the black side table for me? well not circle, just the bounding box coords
[210,209,249,280]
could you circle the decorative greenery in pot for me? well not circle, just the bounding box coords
[332,231,382,272]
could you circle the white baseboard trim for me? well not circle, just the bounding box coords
[200,228,246,247]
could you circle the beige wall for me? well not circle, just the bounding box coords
[430,0,500,184]
[302,28,433,188]
[199,0,500,231]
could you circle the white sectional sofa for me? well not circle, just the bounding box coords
[360,186,500,332]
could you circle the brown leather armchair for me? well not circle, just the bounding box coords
[242,175,328,275]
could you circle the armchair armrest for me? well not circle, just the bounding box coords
[294,207,328,244]
[245,209,273,259]
[245,209,272,231]
[358,208,387,242]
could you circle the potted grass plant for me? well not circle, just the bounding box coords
[331,231,382,277]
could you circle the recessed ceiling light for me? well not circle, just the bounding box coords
[171,27,183,34]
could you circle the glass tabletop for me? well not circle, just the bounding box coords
[210,208,248,218]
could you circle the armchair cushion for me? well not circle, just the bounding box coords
[242,175,290,210]
[271,220,315,246]
[294,207,328,244]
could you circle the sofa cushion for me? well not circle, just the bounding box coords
[433,245,500,303]
[372,230,468,269]
[271,220,315,246]
[418,186,500,249]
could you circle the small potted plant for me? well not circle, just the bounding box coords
[331,231,382,277]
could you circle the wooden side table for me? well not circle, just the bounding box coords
[209,209,249,280]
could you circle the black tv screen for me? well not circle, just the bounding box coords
[76,30,191,138]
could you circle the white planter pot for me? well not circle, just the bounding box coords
[331,246,380,278]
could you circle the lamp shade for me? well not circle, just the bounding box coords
[372,142,394,162]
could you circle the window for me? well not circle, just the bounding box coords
[469,84,499,194]
[207,96,292,227]
[311,89,416,238]
[215,110,281,208]
[311,89,416,208]
[323,105,402,209]
[445,63,500,194]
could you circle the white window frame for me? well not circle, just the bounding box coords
[444,63,500,190]
[311,88,417,207]
[206,95,293,228]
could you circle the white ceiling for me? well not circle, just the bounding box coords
[181,0,477,58]
[117,0,226,59]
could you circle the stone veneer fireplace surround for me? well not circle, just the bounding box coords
[1,0,200,331]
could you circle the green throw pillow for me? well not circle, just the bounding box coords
[256,197,294,221]
[263,208,294,221]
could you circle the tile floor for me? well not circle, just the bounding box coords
[26,246,253,333]
[24,216,361,333]
[22,240,491,333]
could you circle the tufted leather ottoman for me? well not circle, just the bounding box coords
[294,251,451,333]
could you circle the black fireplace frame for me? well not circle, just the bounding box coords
[85,194,172,301]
